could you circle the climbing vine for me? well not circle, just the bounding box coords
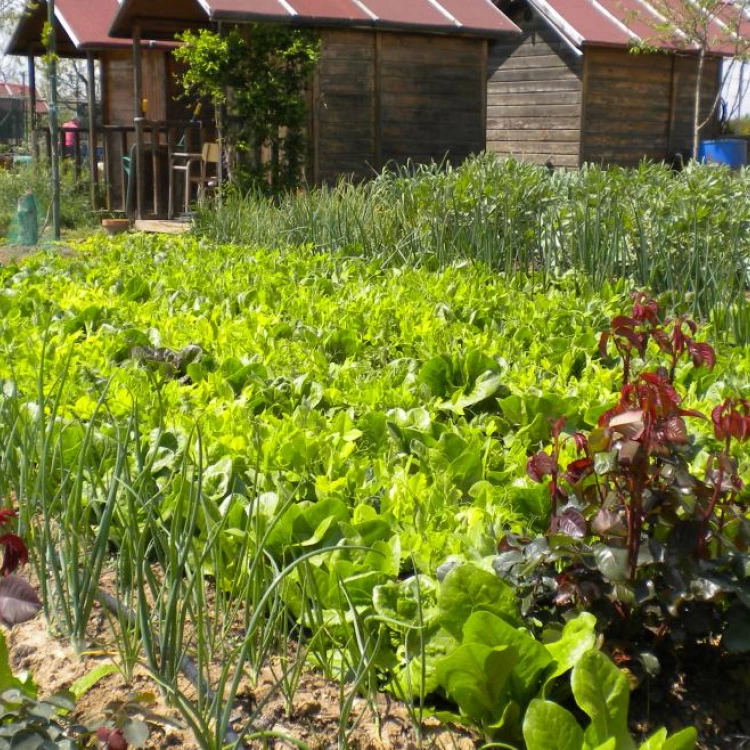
[174,25,319,194]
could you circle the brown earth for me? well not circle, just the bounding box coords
[4,596,478,750]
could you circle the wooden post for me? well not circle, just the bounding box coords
[373,32,382,171]
[312,61,320,185]
[578,53,590,167]
[217,21,225,196]
[133,25,144,220]
[100,58,112,209]
[480,40,488,153]
[86,51,98,210]
[27,54,38,159]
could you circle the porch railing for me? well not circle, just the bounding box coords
[34,120,207,217]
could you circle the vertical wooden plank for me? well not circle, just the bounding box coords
[480,39,487,152]
[102,131,111,211]
[99,58,112,209]
[312,62,321,185]
[151,124,160,216]
[666,55,678,158]
[373,32,382,170]
[27,54,38,160]
[578,52,589,167]
[86,52,98,211]
[120,130,128,212]
[161,51,169,124]
[133,25,144,220]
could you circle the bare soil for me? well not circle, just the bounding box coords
[629,644,750,750]
[0,244,39,266]
[5,600,478,750]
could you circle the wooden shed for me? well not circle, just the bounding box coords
[0,83,46,144]
[486,0,728,167]
[6,0,193,209]
[108,0,521,211]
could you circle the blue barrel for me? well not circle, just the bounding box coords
[698,138,748,167]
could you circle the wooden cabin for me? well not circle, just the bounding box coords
[6,0,194,210]
[487,0,726,167]
[108,0,521,217]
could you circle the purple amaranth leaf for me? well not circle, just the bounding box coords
[559,506,587,539]
[592,508,626,538]
[0,575,41,626]
[526,451,557,483]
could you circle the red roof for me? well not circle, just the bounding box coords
[527,0,746,54]
[0,83,47,114]
[53,0,131,49]
[5,0,175,56]
[109,0,521,38]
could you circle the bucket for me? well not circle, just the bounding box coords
[698,138,748,167]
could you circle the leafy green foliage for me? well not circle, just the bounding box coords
[174,26,319,194]
[0,631,79,749]
[0,161,95,241]
[0,235,739,745]
[193,156,750,340]
[523,651,698,750]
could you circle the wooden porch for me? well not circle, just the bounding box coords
[35,118,213,219]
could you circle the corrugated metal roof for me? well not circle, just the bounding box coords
[5,0,174,56]
[109,0,521,38]
[526,0,747,54]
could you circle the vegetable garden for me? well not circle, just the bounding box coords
[0,157,749,749]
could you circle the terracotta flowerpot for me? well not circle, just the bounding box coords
[101,218,130,236]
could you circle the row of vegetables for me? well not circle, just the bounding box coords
[0,233,746,748]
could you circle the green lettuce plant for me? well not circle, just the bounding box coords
[523,650,696,750]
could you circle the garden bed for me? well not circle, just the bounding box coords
[0,219,749,748]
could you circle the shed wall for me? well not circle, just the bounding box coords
[313,29,486,184]
[580,47,721,165]
[486,4,583,168]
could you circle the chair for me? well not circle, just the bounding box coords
[168,142,219,219]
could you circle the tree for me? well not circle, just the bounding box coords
[174,26,319,194]
[634,0,750,158]
[0,0,24,81]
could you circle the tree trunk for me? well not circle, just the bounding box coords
[693,47,706,160]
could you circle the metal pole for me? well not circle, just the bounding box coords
[47,0,61,240]
[26,54,37,159]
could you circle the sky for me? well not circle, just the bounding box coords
[724,60,750,119]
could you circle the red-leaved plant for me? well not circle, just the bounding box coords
[501,292,750,659]
[0,509,40,627]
